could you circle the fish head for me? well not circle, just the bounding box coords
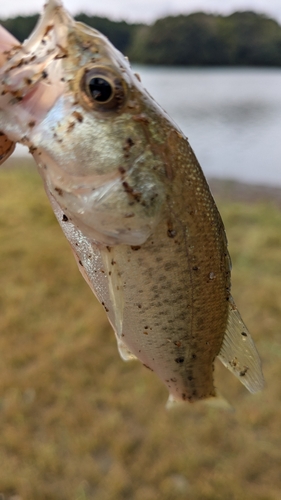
[0,0,169,244]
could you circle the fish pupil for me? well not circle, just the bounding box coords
[88,77,112,102]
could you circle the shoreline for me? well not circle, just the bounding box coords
[2,155,281,206]
[209,177,281,207]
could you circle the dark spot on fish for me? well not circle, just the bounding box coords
[241,332,247,337]
[188,376,193,381]
[118,166,126,174]
[143,364,153,371]
[131,245,141,251]
[174,341,182,347]
[239,367,249,377]
[191,354,197,360]
[175,357,185,364]
[123,137,135,157]
[28,121,36,128]
[24,77,32,85]
[42,70,48,79]
[111,259,116,265]
[106,246,111,252]
[137,304,142,309]
[71,111,83,123]
[133,114,150,124]
[193,266,199,271]
[78,260,83,267]
[182,393,187,400]
[122,181,142,202]
[167,229,176,238]
[62,214,68,222]
[170,377,177,383]
[55,187,63,196]
[44,24,54,37]
[143,331,148,335]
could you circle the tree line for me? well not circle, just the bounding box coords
[1,11,281,66]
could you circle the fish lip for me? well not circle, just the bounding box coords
[22,0,71,53]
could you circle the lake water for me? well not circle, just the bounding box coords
[134,66,281,187]
[15,66,281,187]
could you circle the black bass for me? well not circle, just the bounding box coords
[0,1,264,404]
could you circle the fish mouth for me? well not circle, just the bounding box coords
[0,0,73,140]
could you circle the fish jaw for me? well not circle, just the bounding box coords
[0,1,71,142]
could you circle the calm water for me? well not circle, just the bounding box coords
[15,66,281,187]
[134,66,281,187]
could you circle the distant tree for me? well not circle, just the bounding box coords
[129,11,281,66]
[217,12,281,66]
[1,15,38,43]
[1,10,281,66]
[129,13,225,65]
[74,14,140,54]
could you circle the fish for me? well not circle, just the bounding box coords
[0,0,264,405]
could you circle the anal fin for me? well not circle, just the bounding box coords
[117,338,137,362]
[218,297,264,393]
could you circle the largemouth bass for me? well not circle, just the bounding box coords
[0,1,264,404]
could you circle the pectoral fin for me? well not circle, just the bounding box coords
[218,297,264,393]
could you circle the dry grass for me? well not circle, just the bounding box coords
[0,158,280,500]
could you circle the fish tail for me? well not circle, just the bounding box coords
[166,391,233,412]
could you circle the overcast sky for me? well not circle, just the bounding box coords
[1,0,281,24]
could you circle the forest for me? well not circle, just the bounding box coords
[1,10,281,66]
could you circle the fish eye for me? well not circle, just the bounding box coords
[88,77,112,103]
[80,66,127,112]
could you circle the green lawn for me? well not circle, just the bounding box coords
[0,158,280,500]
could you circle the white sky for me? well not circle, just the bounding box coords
[1,0,281,24]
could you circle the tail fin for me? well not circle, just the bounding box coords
[166,392,233,412]
[218,297,264,393]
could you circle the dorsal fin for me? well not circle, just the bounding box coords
[218,296,264,393]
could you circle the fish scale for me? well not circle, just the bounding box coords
[99,135,231,402]
[0,0,264,405]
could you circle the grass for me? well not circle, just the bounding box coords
[0,158,280,499]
